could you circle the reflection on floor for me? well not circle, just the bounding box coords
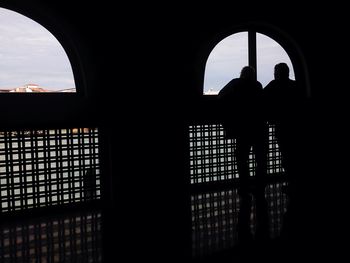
[0,209,102,263]
[191,181,288,258]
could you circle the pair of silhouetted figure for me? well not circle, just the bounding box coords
[218,63,302,243]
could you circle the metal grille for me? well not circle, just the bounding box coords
[189,123,283,184]
[0,210,102,262]
[0,128,100,212]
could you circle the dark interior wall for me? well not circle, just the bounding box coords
[0,0,349,260]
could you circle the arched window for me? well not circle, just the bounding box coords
[190,28,305,185]
[0,6,100,213]
[0,7,76,93]
[203,31,295,95]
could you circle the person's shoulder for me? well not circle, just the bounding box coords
[224,78,241,87]
[285,79,299,90]
[263,79,277,90]
[289,79,305,97]
[290,79,299,87]
[220,78,240,91]
[228,78,241,85]
[256,81,263,89]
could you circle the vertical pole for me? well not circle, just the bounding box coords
[248,30,257,79]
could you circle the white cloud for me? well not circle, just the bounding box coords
[0,7,75,90]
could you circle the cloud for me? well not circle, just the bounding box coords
[0,8,75,90]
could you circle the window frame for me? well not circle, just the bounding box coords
[199,23,310,98]
[0,5,86,97]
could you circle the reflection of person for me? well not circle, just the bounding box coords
[218,66,269,242]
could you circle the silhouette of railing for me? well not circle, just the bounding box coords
[189,122,284,185]
[0,127,100,213]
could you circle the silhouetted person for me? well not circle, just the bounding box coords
[218,66,269,242]
[264,63,303,195]
[264,62,304,239]
[84,168,97,201]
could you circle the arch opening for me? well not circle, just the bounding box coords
[0,7,76,93]
[203,31,296,95]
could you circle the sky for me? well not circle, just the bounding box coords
[204,32,294,94]
[0,7,75,91]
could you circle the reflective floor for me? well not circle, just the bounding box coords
[0,209,102,263]
[0,180,288,262]
[191,181,289,258]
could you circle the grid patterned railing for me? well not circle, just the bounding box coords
[189,123,284,184]
[0,210,102,262]
[0,128,100,213]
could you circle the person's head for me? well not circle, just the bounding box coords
[274,63,290,80]
[239,66,256,81]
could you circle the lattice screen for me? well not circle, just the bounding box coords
[0,128,100,212]
[189,123,284,184]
